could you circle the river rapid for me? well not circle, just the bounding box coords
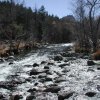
[0,43,100,100]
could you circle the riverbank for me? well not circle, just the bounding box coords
[0,41,42,57]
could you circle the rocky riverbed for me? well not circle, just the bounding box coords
[0,43,100,100]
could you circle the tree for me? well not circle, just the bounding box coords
[86,0,100,52]
[74,0,100,52]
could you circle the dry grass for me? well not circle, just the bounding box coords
[92,50,100,60]
[0,41,39,57]
[74,43,91,53]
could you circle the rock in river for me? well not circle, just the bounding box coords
[54,55,63,61]
[33,63,39,67]
[85,92,96,97]
[43,86,61,93]
[58,91,74,100]
[26,95,35,100]
[87,60,95,66]
[30,69,41,75]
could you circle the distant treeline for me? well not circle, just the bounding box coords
[0,0,75,43]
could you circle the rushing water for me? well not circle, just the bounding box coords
[0,43,100,100]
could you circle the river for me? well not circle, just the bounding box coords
[0,43,100,100]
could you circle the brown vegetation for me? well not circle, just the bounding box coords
[0,41,39,57]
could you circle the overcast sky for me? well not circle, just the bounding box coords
[20,0,74,18]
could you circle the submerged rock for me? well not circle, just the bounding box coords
[85,92,96,97]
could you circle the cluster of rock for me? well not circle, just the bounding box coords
[0,50,100,100]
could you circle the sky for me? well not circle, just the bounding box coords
[20,0,74,18]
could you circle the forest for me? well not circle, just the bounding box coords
[0,0,76,56]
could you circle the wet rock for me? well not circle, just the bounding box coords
[58,91,74,100]
[67,57,76,61]
[31,92,58,100]
[60,52,68,57]
[85,92,96,97]
[87,60,95,66]
[83,55,89,59]
[66,53,78,57]
[34,82,39,86]
[38,74,46,78]
[44,86,61,93]
[97,67,100,70]
[0,81,17,89]
[44,66,49,69]
[54,77,66,83]
[57,61,61,63]
[59,63,70,68]
[46,71,52,75]
[33,63,39,67]
[30,69,41,75]
[9,94,23,100]
[0,58,4,63]
[45,77,52,81]
[26,95,35,100]
[87,67,95,72]
[62,69,70,73]
[41,61,47,64]
[47,62,54,65]
[24,65,32,67]
[54,55,63,61]
[97,85,100,91]
[0,93,5,99]
[27,88,37,92]
[44,69,49,74]
[9,62,13,65]
[39,77,52,83]
[25,77,34,82]
[64,60,69,62]
[5,56,15,62]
